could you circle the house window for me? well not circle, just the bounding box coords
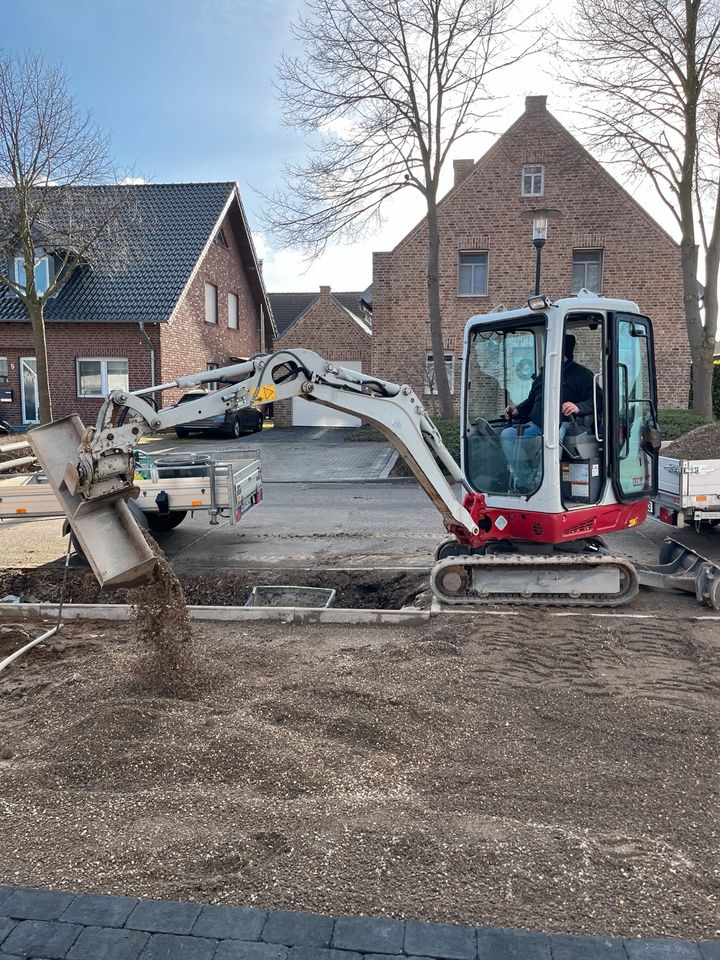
[0,358,8,383]
[77,359,129,398]
[572,249,603,294]
[205,283,218,323]
[207,362,220,391]
[228,292,238,329]
[214,229,228,248]
[521,164,544,197]
[15,255,51,295]
[458,252,488,296]
[425,352,455,395]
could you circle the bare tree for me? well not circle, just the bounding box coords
[264,0,538,419]
[0,53,136,424]
[559,0,720,416]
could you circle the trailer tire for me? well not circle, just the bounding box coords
[146,510,187,532]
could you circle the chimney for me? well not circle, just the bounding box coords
[525,95,547,114]
[453,159,475,186]
[319,285,331,296]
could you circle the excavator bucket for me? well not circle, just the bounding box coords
[28,416,157,589]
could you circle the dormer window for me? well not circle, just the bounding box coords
[521,165,544,197]
[15,254,51,295]
[214,228,228,248]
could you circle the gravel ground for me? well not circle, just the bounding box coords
[663,421,720,459]
[0,612,718,939]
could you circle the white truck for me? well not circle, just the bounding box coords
[653,453,720,530]
[0,442,263,533]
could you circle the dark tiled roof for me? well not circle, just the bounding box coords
[0,182,236,323]
[268,290,367,337]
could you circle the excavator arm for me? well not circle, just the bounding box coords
[29,349,479,588]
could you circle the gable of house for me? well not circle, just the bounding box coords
[371,95,688,408]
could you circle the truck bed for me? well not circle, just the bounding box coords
[655,454,720,524]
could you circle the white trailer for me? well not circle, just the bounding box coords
[0,443,262,532]
[653,454,720,529]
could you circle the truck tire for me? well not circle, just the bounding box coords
[146,510,187,532]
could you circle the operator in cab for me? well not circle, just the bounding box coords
[500,334,595,492]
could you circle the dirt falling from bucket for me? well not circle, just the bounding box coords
[131,532,196,698]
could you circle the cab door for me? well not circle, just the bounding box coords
[608,312,659,501]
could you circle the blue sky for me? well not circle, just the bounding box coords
[3,0,679,293]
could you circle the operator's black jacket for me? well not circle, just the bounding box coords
[515,360,596,428]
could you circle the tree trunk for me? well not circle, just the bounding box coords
[27,300,53,425]
[425,197,453,420]
[681,237,713,416]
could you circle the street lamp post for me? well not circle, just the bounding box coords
[532,216,548,296]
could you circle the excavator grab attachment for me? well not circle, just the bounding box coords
[29,416,157,588]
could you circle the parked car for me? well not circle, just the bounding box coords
[172,389,263,439]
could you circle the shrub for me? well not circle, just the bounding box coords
[658,408,712,441]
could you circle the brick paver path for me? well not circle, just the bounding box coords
[0,886,717,959]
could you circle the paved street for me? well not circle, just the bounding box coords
[0,885,716,960]
[139,427,397,483]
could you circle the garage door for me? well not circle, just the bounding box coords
[292,360,363,427]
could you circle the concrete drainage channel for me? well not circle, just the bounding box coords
[0,566,433,625]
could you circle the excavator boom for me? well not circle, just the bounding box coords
[29,349,479,587]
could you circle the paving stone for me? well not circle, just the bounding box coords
[551,934,627,958]
[477,928,550,959]
[0,917,17,946]
[405,920,476,960]
[262,911,334,947]
[1,919,82,959]
[0,889,76,921]
[288,948,362,960]
[625,940,702,959]
[216,944,289,960]
[126,898,202,934]
[193,904,267,940]
[61,893,139,928]
[333,916,405,954]
[67,925,150,960]
[138,932,217,959]
[0,889,15,911]
[700,944,720,960]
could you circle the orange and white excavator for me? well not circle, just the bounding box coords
[27,292,720,608]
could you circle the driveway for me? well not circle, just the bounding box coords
[140,426,396,482]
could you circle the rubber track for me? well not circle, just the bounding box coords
[431,554,640,607]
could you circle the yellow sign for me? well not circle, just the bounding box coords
[252,385,276,404]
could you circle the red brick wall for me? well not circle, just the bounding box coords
[371,97,689,409]
[0,321,157,428]
[159,209,264,405]
[273,286,372,426]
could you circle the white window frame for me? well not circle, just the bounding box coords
[425,352,455,395]
[76,358,129,398]
[458,251,489,297]
[228,292,239,330]
[15,254,51,295]
[572,249,604,294]
[205,282,218,324]
[521,164,544,197]
[0,357,8,383]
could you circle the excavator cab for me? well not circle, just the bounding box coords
[461,293,660,542]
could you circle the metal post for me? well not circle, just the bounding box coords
[533,238,545,296]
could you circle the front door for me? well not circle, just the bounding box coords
[20,357,39,424]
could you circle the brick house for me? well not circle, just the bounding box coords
[268,286,371,425]
[371,95,689,410]
[0,182,274,429]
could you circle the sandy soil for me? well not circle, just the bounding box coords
[0,612,719,940]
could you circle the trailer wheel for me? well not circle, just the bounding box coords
[146,510,187,532]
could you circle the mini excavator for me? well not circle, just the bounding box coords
[28,292,720,608]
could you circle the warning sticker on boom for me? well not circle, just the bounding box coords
[251,386,276,403]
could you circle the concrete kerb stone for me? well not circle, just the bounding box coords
[0,602,431,625]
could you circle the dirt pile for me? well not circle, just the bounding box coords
[664,420,720,460]
[131,534,196,698]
